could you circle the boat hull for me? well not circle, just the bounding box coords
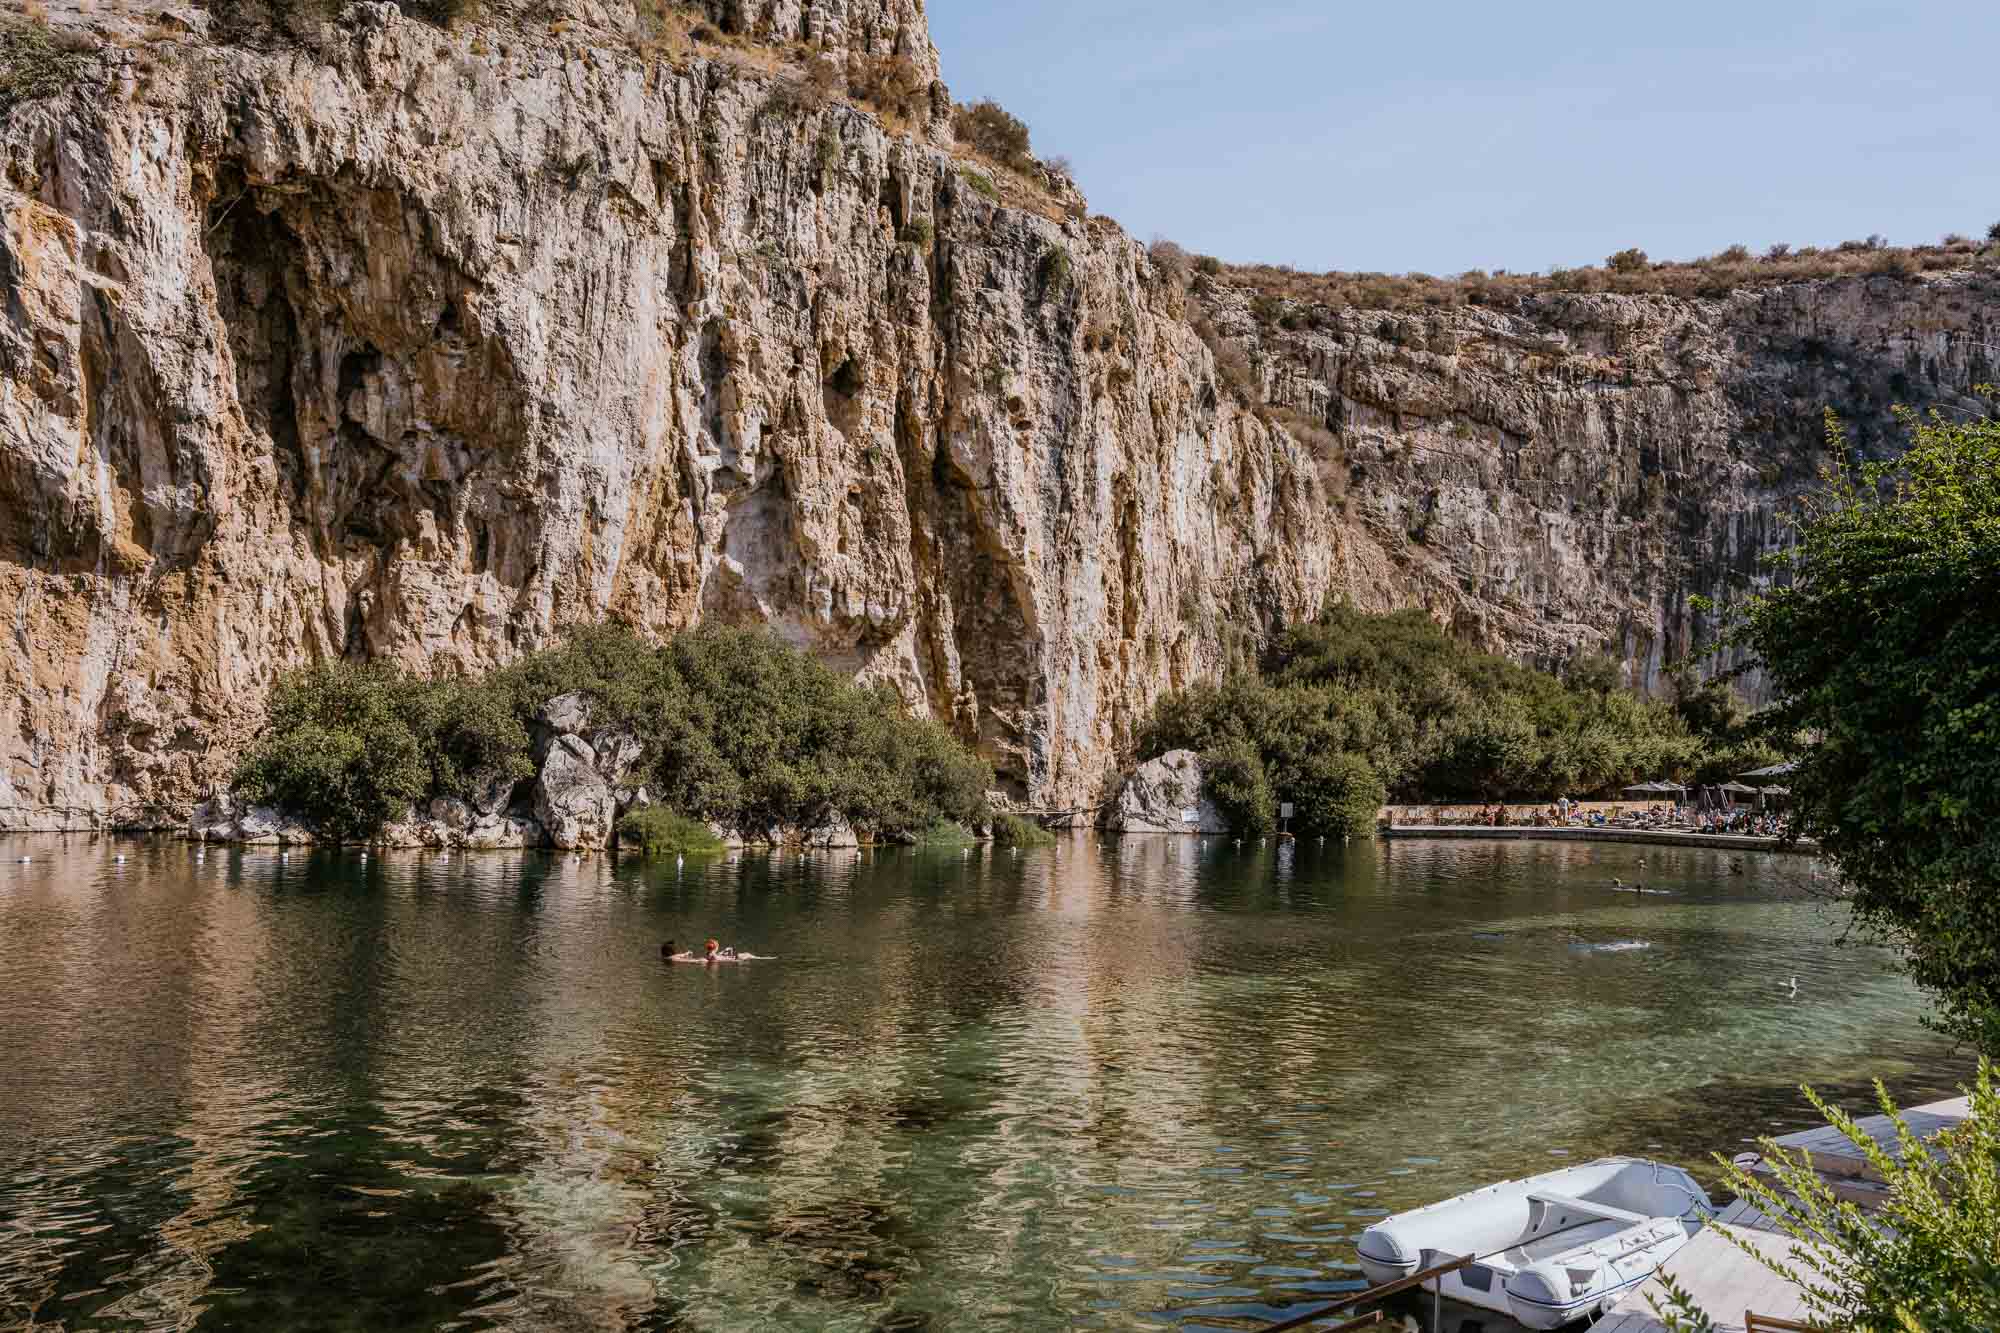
[1354,1157,1711,1328]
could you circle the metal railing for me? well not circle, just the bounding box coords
[1258,1254,1476,1332]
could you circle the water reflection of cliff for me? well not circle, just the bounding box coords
[0,832,1963,1332]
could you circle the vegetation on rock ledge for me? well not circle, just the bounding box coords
[236,625,992,844]
[0,13,97,115]
[1136,606,1774,835]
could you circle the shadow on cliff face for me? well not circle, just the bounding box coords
[199,168,541,657]
[205,182,307,509]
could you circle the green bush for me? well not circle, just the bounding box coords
[1280,751,1385,839]
[953,98,1031,168]
[1039,243,1072,299]
[235,625,994,844]
[398,676,534,803]
[1724,407,2000,1051]
[1138,606,1734,805]
[1201,737,1274,837]
[914,818,974,846]
[991,813,1053,847]
[616,806,723,856]
[234,662,430,843]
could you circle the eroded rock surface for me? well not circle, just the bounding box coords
[1102,749,1228,835]
[3,2,1997,832]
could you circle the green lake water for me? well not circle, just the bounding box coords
[0,832,1970,1331]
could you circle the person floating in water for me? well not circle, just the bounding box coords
[661,937,773,963]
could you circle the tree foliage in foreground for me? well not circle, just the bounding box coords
[1728,405,2000,1051]
[236,625,991,843]
[1136,605,1767,832]
[1650,1063,2000,1333]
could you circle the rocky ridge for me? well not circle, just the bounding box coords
[3,0,1998,834]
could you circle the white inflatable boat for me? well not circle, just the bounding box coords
[1355,1156,1711,1329]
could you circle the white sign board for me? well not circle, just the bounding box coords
[1279,803,1295,819]
[1180,807,1199,824]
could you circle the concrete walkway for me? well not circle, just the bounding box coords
[1597,1095,1970,1331]
[1381,825,1812,853]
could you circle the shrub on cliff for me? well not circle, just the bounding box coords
[1136,606,1721,824]
[203,0,475,43]
[237,624,994,843]
[953,98,1032,169]
[1,13,97,115]
[234,662,431,843]
[846,51,929,121]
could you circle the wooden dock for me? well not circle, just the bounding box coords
[1596,1095,1970,1332]
[1381,825,1811,854]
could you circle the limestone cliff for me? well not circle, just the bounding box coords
[2,1,1997,830]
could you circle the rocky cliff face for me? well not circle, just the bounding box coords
[3,1,1997,830]
[1227,274,1998,687]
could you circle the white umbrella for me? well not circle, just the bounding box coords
[1739,761,1798,780]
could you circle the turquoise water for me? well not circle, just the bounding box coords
[0,832,1968,1330]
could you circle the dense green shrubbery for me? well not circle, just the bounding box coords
[1724,407,2000,1052]
[235,624,992,843]
[1198,736,1276,837]
[990,813,1054,847]
[234,662,433,843]
[1138,606,1766,832]
[615,806,724,856]
[913,818,975,847]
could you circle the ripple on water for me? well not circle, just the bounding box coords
[0,833,1968,1330]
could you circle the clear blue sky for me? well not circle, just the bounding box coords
[929,1,1999,275]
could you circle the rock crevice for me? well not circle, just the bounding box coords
[3,4,1997,830]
